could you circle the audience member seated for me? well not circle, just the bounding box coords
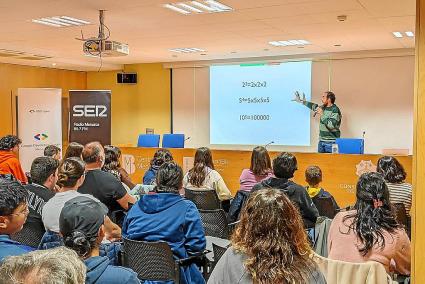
[44,144,61,160]
[305,165,339,214]
[208,189,326,284]
[377,156,412,216]
[0,246,86,284]
[102,145,135,189]
[123,162,206,284]
[60,196,140,284]
[143,148,173,185]
[24,157,59,240]
[183,147,232,201]
[252,152,319,228]
[78,142,136,215]
[327,172,411,275]
[239,146,273,191]
[63,141,84,160]
[42,157,121,240]
[0,179,33,262]
[0,135,27,183]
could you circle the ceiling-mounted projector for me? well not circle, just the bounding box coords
[77,10,129,57]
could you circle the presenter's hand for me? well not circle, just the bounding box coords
[292,91,305,103]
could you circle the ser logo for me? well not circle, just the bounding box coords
[72,105,107,117]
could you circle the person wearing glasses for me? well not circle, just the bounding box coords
[0,178,33,262]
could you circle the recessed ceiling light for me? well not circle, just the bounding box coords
[392,31,403,38]
[268,40,310,47]
[405,31,415,37]
[164,1,232,15]
[32,16,90,27]
[169,47,206,53]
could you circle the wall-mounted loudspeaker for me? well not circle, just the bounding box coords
[117,73,137,84]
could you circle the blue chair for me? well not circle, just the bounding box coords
[335,138,364,154]
[162,134,185,148]
[137,134,160,147]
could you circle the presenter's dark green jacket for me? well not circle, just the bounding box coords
[303,101,342,142]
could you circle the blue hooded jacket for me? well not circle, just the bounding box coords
[0,235,33,262]
[122,193,206,284]
[85,256,140,284]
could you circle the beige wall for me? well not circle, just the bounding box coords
[172,55,414,154]
[0,63,86,137]
[87,63,171,146]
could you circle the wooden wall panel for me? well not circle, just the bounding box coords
[120,147,412,208]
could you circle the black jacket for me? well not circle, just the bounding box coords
[252,178,319,228]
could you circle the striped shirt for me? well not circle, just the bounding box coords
[303,101,342,142]
[386,182,412,215]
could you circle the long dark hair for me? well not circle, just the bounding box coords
[150,149,173,169]
[188,147,214,187]
[232,189,315,283]
[377,156,407,183]
[250,146,271,176]
[102,145,121,171]
[343,172,400,256]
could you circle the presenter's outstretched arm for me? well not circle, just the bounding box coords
[292,91,318,112]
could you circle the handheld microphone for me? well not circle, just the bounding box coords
[265,141,274,147]
[184,136,191,141]
[313,105,325,117]
[362,131,366,139]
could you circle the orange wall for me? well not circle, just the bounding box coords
[0,63,86,137]
[87,63,171,146]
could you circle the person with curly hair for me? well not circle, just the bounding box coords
[208,188,326,284]
[0,135,27,183]
[102,145,135,189]
[327,172,411,275]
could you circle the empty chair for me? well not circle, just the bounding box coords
[10,222,45,248]
[122,239,208,284]
[314,197,339,219]
[162,134,185,148]
[137,134,160,148]
[185,188,221,210]
[335,138,364,154]
[199,209,230,239]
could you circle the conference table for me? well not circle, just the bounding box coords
[120,147,412,208]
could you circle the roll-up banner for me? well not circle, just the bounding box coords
[69,90,111,146]
[17,88,62,172]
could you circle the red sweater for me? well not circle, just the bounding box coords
[0,151,27,183]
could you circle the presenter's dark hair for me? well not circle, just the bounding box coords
[377,156,407,183]
[44,145,60,158]
[57,158,86,188]
[250,146,271,176]
[325,91,336,104]
[30,157,59,185]
[155,162,183,194]
[232,189,315,283]
[272,152,297,179]
[305,165,322,187]
[343,172,400,256]
[0,135,21,151]
[103,145,121,171]
[150,149,173,168]
[188,147,214,187]
[64,142,84,160]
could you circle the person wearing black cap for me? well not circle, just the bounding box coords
[60,196,140,284]
[123,162,206,284]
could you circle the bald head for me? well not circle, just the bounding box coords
[82,142,105,167]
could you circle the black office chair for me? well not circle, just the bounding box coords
[313,197,339,219]
[185,188,221,210]
[211,243,228,272]
[199,209,235,239]
[11,222,45,248]
[122,238,209,283]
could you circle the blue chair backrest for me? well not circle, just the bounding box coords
[335,138,364,154]
[162,134,185,148]
[137,134,160,147]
